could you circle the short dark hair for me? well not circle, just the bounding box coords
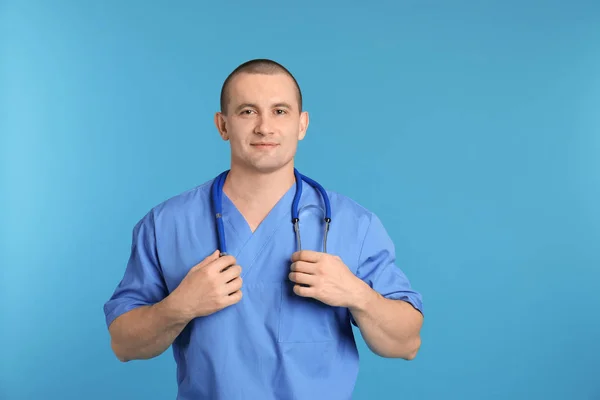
[219,59,303,114]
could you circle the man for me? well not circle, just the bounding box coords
[104,59,424,400]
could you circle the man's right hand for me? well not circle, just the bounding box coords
[170,250,243,320]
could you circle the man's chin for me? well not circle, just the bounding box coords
[246,160,293,175]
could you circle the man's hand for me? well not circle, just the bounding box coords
[107,250,242,362]
[170,250,243,320]
[288,250,368,308]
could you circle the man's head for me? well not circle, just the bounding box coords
[214,59,309,174]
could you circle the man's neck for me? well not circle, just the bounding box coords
[222,163,296,231]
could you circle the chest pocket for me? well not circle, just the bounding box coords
[277,280,339,343]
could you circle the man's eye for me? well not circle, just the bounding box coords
[275,109,286,115]
[241,110,254,115]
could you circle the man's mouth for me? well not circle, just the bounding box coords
[251,143,278,147]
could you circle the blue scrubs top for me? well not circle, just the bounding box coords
[104,176,423,400]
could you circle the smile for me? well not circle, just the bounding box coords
[251,143,278,148]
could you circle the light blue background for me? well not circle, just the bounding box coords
[1,1,599,399]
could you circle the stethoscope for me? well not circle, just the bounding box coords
[210,168,332,256]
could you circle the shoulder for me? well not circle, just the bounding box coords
[322,188,381,240]
[325,189,374,222]
[135,178,215,228]
[318,188,394,269]
[322,186,395,242]
[155,180,212,215]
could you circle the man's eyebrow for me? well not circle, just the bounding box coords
[273,102,293,110]
[233,102,294,113]
[234,103,257,113]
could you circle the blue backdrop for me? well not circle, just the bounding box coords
[1,1,599,399]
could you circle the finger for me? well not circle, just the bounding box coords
[290,261,317,274]
[192,250,220,270]
[291,250,321,263]
[219,289,243,308]
[227,290,243,305]
[220,265,242,282]
[224,276,243,294]
[293,284,313,297]
[207,255,236,272]
[289,271,317,286]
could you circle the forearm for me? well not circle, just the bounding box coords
[349,282,423,359]
[109,294,191,362]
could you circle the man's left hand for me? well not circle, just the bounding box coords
[289,250,369,308]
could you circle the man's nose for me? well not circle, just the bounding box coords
[254,114,275,135]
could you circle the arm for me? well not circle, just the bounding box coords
[108,248,240,362]
[351,213,424,359]
[348,283,423,359]
[108,294,190,362]
[104,210,242,362]
[104,211,176,362]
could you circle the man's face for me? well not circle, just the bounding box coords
[215,72,309,174]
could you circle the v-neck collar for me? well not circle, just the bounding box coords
[220,182,300,278]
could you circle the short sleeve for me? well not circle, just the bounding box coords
[351,213,423,326]
[103,210,168,329]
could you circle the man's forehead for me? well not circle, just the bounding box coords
[236,71,290,84]
[228,73,298,103]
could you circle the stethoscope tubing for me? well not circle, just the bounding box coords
[210,169,332,256]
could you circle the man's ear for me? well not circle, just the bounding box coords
[214,112,229,141]
[298,111,309,141]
